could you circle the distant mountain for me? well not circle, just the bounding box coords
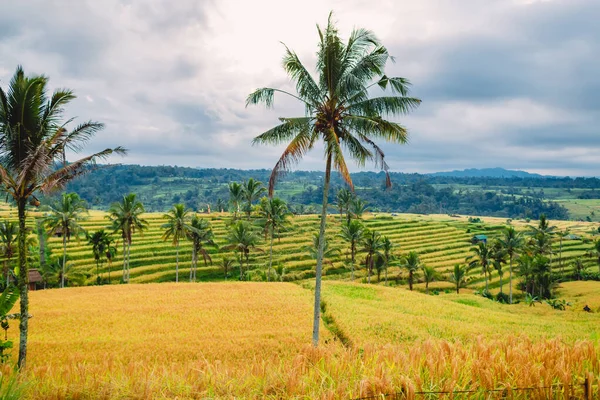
[427,168,545,178]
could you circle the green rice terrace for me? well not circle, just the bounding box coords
[4,201,599,294]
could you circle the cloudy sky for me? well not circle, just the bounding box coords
[1,0,598,176]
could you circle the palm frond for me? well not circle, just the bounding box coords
[347,96,421,117]
[252,117,312,146]
[267,130,317,196]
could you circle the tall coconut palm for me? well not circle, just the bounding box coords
[400,251,421,291]
[228,182,244,220]
[337,219,365,280]
[107,193,148,283]
[242,178,266,220]
[162,204,191,283]
[44,192,87,288]
[248,15,420,346]
[360,230,384,284]
[497,226,524,304]
[466,241,492,292]
[0,66,125,368]
[0,221,18,287]
[87,229,116,285]
[528,214,556,272]
[222,221,263,280]
[336,188,353,223]
[449,264,468,294]
[187,216,217,282]
[257,197,289,281]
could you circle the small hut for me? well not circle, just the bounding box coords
[28,269,43,291]
[471,234,488,244]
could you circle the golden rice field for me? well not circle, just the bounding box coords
[4,280,600,399]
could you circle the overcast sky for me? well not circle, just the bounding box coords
[1,0,598,176]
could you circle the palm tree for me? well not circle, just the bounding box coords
[380,236,394,285]
[257,197,289,281]
[587,240,600,274]
[222,221,263,280]
[422,265,438,294]
[248,15,420,346]
[107,194,148,283]
[466,241,492,293]
[528,214,556,272]
[187,216,217,282]
[242,178,266,220]
[44,192,87,288]
[349,197,368,220]
[304,233,340,269]
[400,251,421,291]
[360,230,384,284]
[449,264,468,294]
[162,204,191,283]
[572,257,586,280]
[216,198,226,213]
[497,226,524,304]
[43,257,86,288]
[87,229,116,285]
[336,188,353,223]
[221,257,234,280]
[228,182,244,220]
[490,240,507,294]
[337,219,365,280]
[0,66,125,368]
[0,221,18,287]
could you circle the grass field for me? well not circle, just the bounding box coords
[5,281,599,399]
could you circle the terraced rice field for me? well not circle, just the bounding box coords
[1,203,599,292]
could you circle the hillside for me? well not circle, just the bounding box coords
[12,281,600,398]
[428,167,545,178]
[2,205,598,293]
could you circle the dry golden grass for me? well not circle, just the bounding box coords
[2,281,598,399]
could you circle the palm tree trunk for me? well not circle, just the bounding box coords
[175,242,179,283]
[96,259,100,285]
[61,235,67,288]
[126,242,131,282]
[425,281,429,294]
[499,273,503,294]
[239,250,244,280]
[367,256,371,284]
[485,267,489,292]
[268,227,274,282]
[312,154,332,347]
[190,246,196,282]
[385,266,388,285]
[409,271,413,291]
[350,244,355,280]
[122,241,127,282]
[509,256,513,304]
[17,198,29,369]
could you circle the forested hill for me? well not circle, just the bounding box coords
[60,164,600,220]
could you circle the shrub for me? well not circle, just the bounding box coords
[495,292,510,304]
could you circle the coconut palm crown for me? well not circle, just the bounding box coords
[247,13,420,346]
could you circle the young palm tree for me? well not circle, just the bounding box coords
[400,251,421,291]
[221,257,235,280]
[107,193,148,283]
[497,226,524,304]
[360,230,384,284]
[490,240,507,294]
[223,221,263,280]
[422,265,438,294]
[449,264,468,294]
[257,197,289,281]
[87,229,116,285]
[349,197,368,220]
[162,204,191,283]
[216,198,226,213]
[228,182,244,220]
[304,233,340,270]
[242,178,266,220]
[380,236,394,285]
[0,221,18,287]
[0,66,125,368]
[528,214,557,272]
[248,14,420,346]
[44,192,88,288]
[466,241,492,293]
[336,188,353,223]
[337,219,365,280]
[187,216,217,282]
